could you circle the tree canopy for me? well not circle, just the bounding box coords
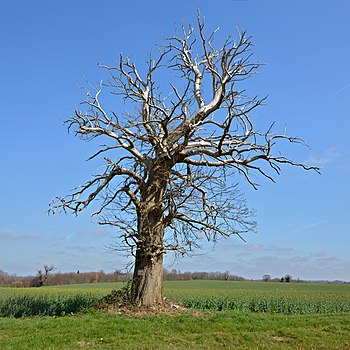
[50,12,319,306]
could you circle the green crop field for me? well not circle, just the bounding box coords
[1,280,349,317]
[0,281,349,349]
[0,283,115,317]
[166,280,350,313]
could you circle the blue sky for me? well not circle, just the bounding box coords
[0,0,349,281]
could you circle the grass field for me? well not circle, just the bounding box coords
[166,280,350,313]
[1,280,349,316]
[0,280,349,349]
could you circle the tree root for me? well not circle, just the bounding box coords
[93,288,187,316]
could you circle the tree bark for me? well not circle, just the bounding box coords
[130,169,167,307]
[131,245,164,306]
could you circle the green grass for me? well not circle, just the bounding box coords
[165,280,350,314]
[0,281,349,349]
[0,284,116,317]
[1,281,349,317]
[0,310,349,349]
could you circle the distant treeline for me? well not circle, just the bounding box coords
[0,268,348,287]
[163,269,245,281]
[0,269,130,287]
[0,269,244,287]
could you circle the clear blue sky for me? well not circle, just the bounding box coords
[1,0,349,281]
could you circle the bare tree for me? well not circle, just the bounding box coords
[262,274,271,282]
[50,13,319,307]
[30,264,54,287]
[284,274,292,283]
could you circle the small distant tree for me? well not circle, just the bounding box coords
[30,265,54,287]
[262,274,271,282]
[0,269,9,278]
[284,274,292,283]
[90,272,100,283]
[0,269,9,285]
[50,12,319,307]
[224,271,230,281]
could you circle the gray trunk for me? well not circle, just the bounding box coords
[131,246,164,306]
[130,169,167,306]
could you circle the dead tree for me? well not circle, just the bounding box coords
[50,13,319,307]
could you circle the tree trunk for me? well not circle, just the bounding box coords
[130,170,167,307]
[131,245,164,306]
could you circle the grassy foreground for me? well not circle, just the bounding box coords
[0,281,349,348]
[0,310,349,349]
